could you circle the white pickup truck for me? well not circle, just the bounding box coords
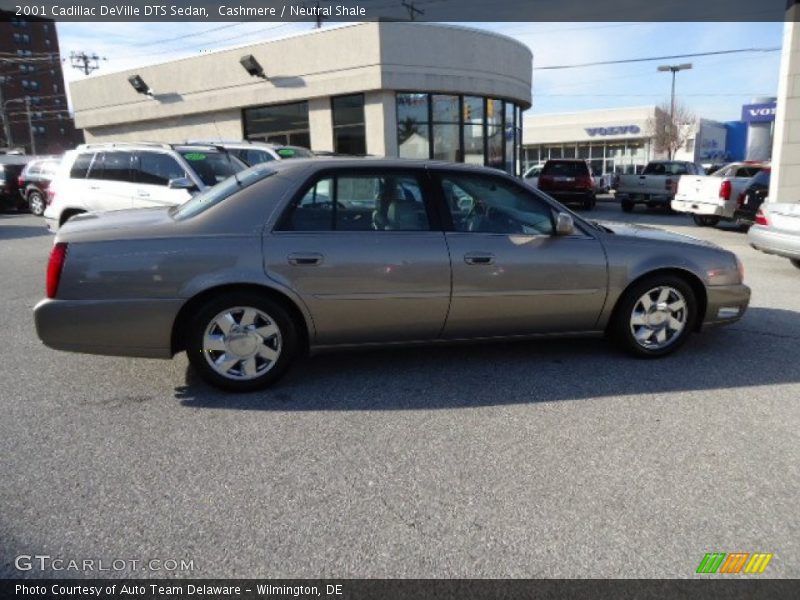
[671,161,768,227]
[616,160,705,213]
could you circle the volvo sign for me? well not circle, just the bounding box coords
[585,125,641,137]
[741,102,777,123]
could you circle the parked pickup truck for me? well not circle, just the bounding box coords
[616,160,706,212]
[671,161,768,227]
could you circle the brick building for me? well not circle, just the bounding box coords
[0,10,82,155]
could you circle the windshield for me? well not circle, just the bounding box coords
[178,150,247,187]
[171,164,276,220]
[643,162,689,175]
[276,146,314,159]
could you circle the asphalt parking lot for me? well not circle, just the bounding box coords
[1,200,798,579]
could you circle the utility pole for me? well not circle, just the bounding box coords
[313,1,327,28]
[25,96,35,155]
[0,78,12,149]
[69,51,103,75]
[657,63,692,159]
[401,1,425,20]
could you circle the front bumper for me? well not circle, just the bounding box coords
[748,225,800,260]
[702,284,751,328]
[34,297,183,359]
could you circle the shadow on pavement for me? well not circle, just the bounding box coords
[0,222,49,240]
[175,306,800,411]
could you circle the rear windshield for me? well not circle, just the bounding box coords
[171,164,276,220]
[541,161,589,177]
[642,162,690,175]
[178,150,246,187]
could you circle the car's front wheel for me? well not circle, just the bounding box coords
[621,199,634,213]
[186,292,298,392]
[28,190,45,216]
[610,275,697,358]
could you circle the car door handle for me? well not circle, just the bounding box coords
[136,190,150,197]
[88,185,100,190]
[464,252,495,265]
[288,253,324,266]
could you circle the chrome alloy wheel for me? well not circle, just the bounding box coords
[202,307,282,380]
[629,286,688,350]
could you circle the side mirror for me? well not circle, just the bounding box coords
[555,212,575,236]
[168,177,196,191]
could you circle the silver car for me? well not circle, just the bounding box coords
[34,159,751,392]
[748,202,800,270]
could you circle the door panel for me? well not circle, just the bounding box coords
[444,233,607,337]
[436,171,608,338]
[264,169,451,346]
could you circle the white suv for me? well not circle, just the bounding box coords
[44,142,247,232]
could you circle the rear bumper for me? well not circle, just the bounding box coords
[748,225,800,260]
[620,193,672,205]
[671,199,728,217]
[545,190,594,204]
[34,297,184,359]
[702,284,751,329]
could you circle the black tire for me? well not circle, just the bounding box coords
[790,259,800,270]
[583,195,596,210]
[27,190,45,216]
[692,214,720,227]
[609,274,698,358]
[621,199,634,213]
[185,292,299,392]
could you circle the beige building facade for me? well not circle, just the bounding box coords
[70,22,532,174]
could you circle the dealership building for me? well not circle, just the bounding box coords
[69,21,531,175]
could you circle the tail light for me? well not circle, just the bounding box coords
[719,180,732,201]
[755,208,768,226]
[736,192,746,208]
[736,256,745,283]
[46,188,56,206]
[17,176,24,187]
[46,242,68,299]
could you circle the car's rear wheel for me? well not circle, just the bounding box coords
[621,199,634,213]
[28,191,45,216]
[610,275,697,358]
[791,259,800,270]
[692,214,720,227]
[186,292,298,392]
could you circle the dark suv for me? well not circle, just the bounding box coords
[18,157,60,216]
[537,159,596,210]
[0,155,32,212]
[734,168,770,225]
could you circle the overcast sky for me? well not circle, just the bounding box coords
[56,21,785,122]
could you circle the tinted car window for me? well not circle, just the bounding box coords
[93,152,135,183]
[136,152,186,186]
[643,162,689,175]
[70,153,94,178]
[178,150,245,187]
[236,149,276,166]
[735,166,763,178]
[541,161,588,177]
[442,173,554,235]
[281,172,429,232]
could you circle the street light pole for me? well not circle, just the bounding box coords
[0,78,12,149]
[657,63,692,159]
[25,96,35,155]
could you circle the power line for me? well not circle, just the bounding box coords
[534,47,781,70]
[126,22,249,47]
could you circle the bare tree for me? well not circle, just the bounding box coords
[647,102,696,159]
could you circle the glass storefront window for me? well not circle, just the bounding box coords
[332,94,366,155]
[244,101,310,148]
[562,145,576,159]
[431,94,460,123]
[433,123,460,162]
[395,92,521,174]
[464,124,484,165]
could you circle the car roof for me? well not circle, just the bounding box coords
[260,156,512,176]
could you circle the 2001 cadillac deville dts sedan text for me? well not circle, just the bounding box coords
[34,159,750,392]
